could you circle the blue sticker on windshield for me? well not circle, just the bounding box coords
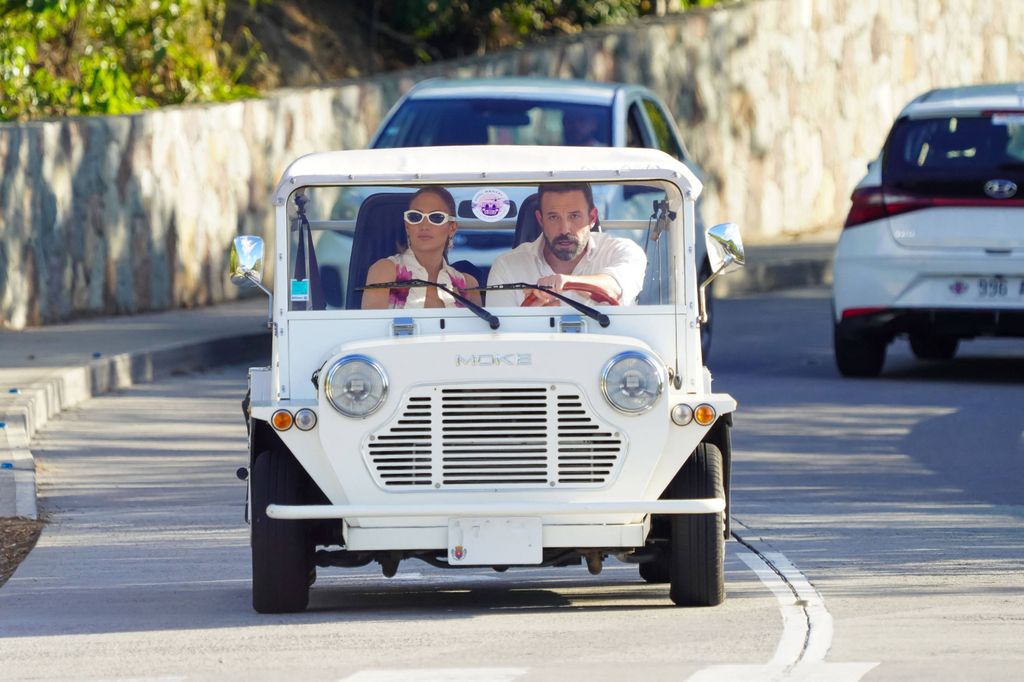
[290,279,309,303]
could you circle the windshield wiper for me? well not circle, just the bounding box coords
[360,279,499,329]
[471,283,610,328]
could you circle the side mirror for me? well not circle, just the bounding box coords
[229,236,274,330]
[230,236,264,288]
[699,222,745,325]
[705,222,745,276]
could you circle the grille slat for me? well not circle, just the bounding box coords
[363,386,624,490]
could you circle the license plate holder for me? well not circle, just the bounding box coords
[945,276,1024,300]
[448,517,542,566]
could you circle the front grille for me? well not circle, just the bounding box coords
[364,385,625,490]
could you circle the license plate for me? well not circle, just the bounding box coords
[448,517,542,566]
[946,277,1024,299]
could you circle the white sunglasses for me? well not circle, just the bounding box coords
[404,210,454,225]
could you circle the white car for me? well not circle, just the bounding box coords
[832,83,1024,377]
[230,145,746,613]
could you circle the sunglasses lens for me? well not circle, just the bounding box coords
[427,212,448,225]
[405,211,424,224]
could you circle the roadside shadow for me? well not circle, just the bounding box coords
[0,556,763,638]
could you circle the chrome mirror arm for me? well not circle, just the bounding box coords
[243,270,274,330]
[697,256,733,324]
[699,222,746,326]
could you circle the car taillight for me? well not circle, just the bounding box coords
[845,185,1024,229]
[841,307,888,320]
[844,187,931,228]
[844,187,888,228]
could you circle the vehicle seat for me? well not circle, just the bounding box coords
[513,193,542,247]
[513,192,601,247]
[321,264,344,309]
[346,192,413,309]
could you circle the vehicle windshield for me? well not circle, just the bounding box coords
[883,113,1024,195]
[374,99,613,147]
[285,180,681,313]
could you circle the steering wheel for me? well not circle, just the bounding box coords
[521,281,620,307]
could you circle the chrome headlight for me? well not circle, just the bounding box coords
[600,351,664,414]
[324,355,388,418]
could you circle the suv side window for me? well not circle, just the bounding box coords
[626,103,648,148]
[642,98,684,161]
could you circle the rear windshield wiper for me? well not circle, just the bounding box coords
[471,283,610,328]
[360,279,499,329]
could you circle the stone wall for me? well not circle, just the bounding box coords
[2,0,1022,327]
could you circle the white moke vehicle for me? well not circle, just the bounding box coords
[229,145,746,613]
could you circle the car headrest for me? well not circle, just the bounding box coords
[513,193,600,247]
[513,193,542,247]
[346,192,413,310]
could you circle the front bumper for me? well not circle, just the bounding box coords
[267,498,725,555]
[266,498,724,520]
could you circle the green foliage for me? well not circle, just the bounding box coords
[375,0,720,62]
[1,0,723,121]
[0,0,263,121]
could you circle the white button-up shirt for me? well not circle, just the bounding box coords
[486,232,647,307]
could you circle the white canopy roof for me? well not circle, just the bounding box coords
[273,145,701,205]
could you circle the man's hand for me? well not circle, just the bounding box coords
[523,274,622,306]
[529,274,571,306]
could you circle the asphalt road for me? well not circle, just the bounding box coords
[1,287,1021,681]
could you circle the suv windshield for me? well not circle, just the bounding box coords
[286,181,680,312]
[374,99,613,147]
[884,113,1024,196]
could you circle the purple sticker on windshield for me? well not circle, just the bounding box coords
[471,188,511,222]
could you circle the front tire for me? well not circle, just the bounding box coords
[909,334,958,361]
[251,449,313,613]
[669,443,725,607]
[834,324,887,377]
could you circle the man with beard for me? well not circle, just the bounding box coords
[486,183,647,307]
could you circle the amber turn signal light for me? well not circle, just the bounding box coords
[694,404,716,426]
[271,409,294,431]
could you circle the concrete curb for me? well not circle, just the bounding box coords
[716,244,835,296]
[714,257,834,298]
[0,332,271,519]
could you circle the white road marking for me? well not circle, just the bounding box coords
[762,551,833,664]
[338,670,528,682]
[685,544,878,681]
[737,550,807,665]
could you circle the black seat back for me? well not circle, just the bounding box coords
[513,192,601,247]
[346,192,413,309]
[513,193,542,247]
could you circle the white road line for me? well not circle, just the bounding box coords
[685,544,878,682]
[737,550,807,666]
[762,551,833,664]
[338,670,528,682]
